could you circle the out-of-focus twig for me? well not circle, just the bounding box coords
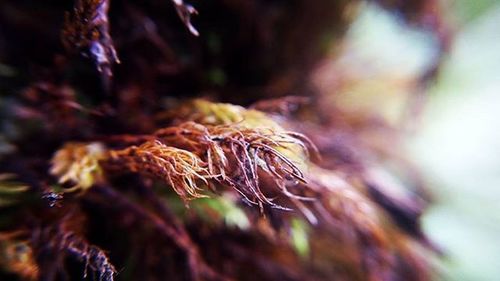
[62,0,120,77]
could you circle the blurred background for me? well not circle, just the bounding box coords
[326,1,500,280]
[1,0,498,280]
[415,1,500,280]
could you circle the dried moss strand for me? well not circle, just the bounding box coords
[96,185,229,281]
